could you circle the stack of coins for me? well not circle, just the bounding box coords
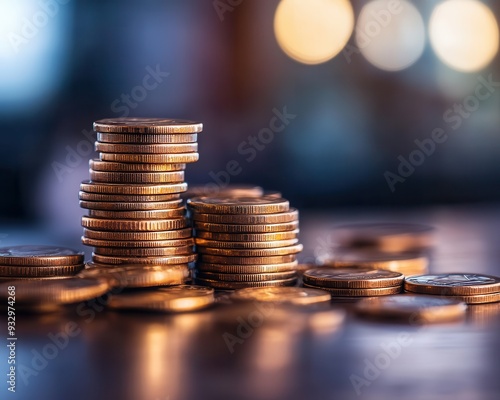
[79,118,202,286]
[187,196,302,289]
[302,267,404,299]
[404,273,500,304]
[0,245,84,280]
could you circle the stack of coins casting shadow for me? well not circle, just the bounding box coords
[79,118,202,286]
[187,196,302,289]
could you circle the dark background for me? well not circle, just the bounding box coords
[1,0,499,234]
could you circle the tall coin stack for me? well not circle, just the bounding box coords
[79,118,202,285]
[187,196,302,289]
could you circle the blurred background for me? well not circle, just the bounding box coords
[1,0,500,238]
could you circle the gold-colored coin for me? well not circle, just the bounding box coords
[81,236,193,248]
[446,292,500,305]
[100,152,199,164]
[94,118,203,134]
[80,181,187,195]
[196,244,303,257]
[92,253,197,265]
[79,191,181,202]
[93,246,193,257]
[199,254,296,265]
[81,216,188,231]
[183,184,264,199]
[404,273,500,296]
[0,245,84,266]
[88,208,185,219]
[303,267,404,289]
[97,132,197,144]
[231,286,331,305]
[79,263,189,288]
[0,278,110,307]
[0,264,84,277]
[83,228,192,241]
[194,229,299,242]
[90,159,186,172]
[303,283,402,297]
[355,294,467,322]
[89,170,185,184]
[193,220,299,233]
[196,270,297,282]
[96,142,198,154]
[187,196,289,214]
[196,261,298,274]
[106,285,214,312]
[195,277,297,289]
[194,237,298,249]
[80,200,183,211]
[192,208,298,224]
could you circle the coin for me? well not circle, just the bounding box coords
[195,244,303,257]
[184,184,264,199]
[100,152,199,164]
[196,261,298,274]
[89,170,185,184]
[194,229,299,242]
[303,284,401,297]
[88,208,185,219]
[94,118,203,134]
[303,268,404,289]
[81,216,188,231]
[199,254,297,265]
[80,181,187,195]
[0,264,84,277]
[83,228,192,241]
[355,294,467,322]
[196,270,297,282]
[81,237,194,248]
[80,200,184,211]
[187,196,289,214]
[79,264,189,288]
[404,273,500,295]
[92,253,197,265]
[193,220,299,233]
[106,285,214,312]
[95,142,198,154]
[195,277,298,289]
[194,238,298,249]
[192,208,298,224]
[445,292,500,305]
[97,132,198,144]
[0,245,84,266]
[93,246,193,257]
[90,159,186,172]
[79,191,180,202]
[231,286,331,305]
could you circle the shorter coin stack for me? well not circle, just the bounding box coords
[404,273,500,304]
[79,118,202,287]
[302,267,404,299]
[188,196,302,289]
[0,245,84,280]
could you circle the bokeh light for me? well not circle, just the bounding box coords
[429,0,499,72]
[274,0,354,65]
[355,0,425,71]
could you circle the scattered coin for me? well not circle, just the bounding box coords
[404,273,500,295]
[0,245,84,266]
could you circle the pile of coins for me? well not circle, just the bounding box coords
[302,267,404,298]
[404,273,500,304]
[187,196,302,289]
[79,118,203,287]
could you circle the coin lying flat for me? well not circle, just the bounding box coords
[184,184,264,199]
[90,159,186,172]
[94,118,203,134]
[93,246,193,257]
[89,170,185,184]
[81,237,193,248]
[97,132,198,144]
[231,286,331,305]
[0,245,84,266]
[92,253,197,265]
[444,292,500,305]
[0,264,84,278]
[199,254,297,265]
[80,200,184,211]
[100,152,199,164]
[187,196,290,214]
[193,221,299,233]
[106,285,214,312]
[95,142,198,154]
[355,294,467,322]
[81,216,188,231]
[79,191,181,203]
[194,238,299,249]
[303,267,404,289]
[196,244,303,257]
[83,228,192,241]
[192,209,298,224]
[404,273,500,296]
[303,283,401,297]
[195,230,299,242]
[88,208,185,219]
[196,261,298,274]
[196,270,297,282]
[196,277,298,290]
[81,181,187,195]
